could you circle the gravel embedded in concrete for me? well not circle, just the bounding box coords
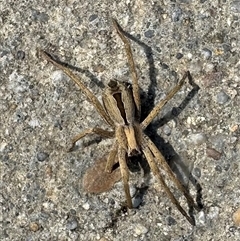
[1,1,240,240]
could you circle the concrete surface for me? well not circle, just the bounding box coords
[1,0,240,240]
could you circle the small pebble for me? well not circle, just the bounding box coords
[129,185,137,197]
[216,91,229,104]
[176,52,183,59]
[51,70,66,83]
[230,136,237,143]
[29,222,40,232]
[223,163,230,171]
[31,10,49,23]
[28,119,40,128]
[16,50,25,60]
[162,124,171,136]
[69,209,77,216]
[66,218,78,230]
[222,43,231,52]
[166,216,177,226]
[186,52,193,60]
[230,1,240,13]
[209,134,225,150]
[208,206,220,220]
[89,14,98,22]
[228,226,237,232]
[0,141,7,152]
[161,63,169,69]
[196,211,206,226]
[99,238,109,241]
[144,29,155,38]
[189,133,207,145]
[45,165,53,178]
[201,48,212,59]
[233,208,240,226]
[82,202,90,210]
[204,63,215,72]
[215,165,222,172]
[229,124,238,132]
[192,167,201,178]
[132,195,142,208]
[37,151,49,162]
[206,147,222,160]
[179,0,191,3]
[172,8,182,22]
[134,223,148,236]
[216,178,225,188]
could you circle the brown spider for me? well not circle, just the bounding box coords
[40,19,200,225]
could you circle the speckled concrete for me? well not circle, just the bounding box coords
[1,1,240,240]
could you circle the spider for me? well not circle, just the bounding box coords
[40,19,200,225]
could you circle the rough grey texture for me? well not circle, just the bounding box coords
[1,1,240,240]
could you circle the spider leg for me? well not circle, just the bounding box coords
[39,49,114,127]
[68,128,114,152]
[141,71,190,130]
[112,19,141,120]
[142,136,195,225]
[105,141,118,173]
[118,147,133,208]
[143,134,200,211]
